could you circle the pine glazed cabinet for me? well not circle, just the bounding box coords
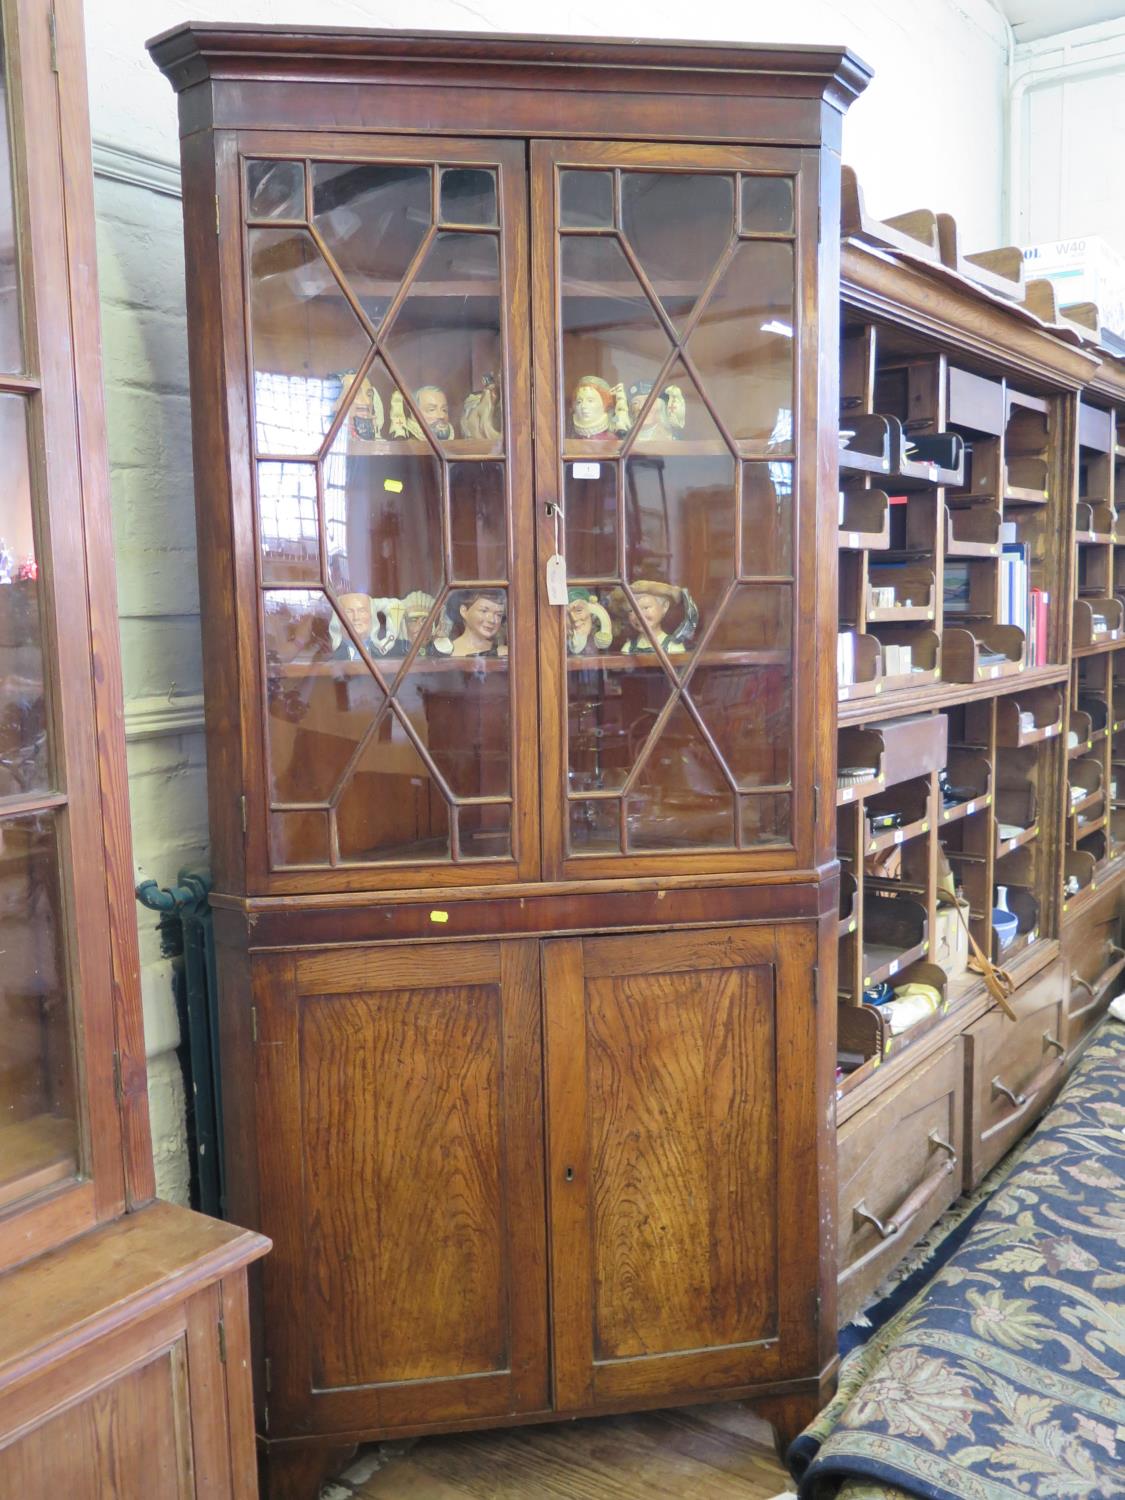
[0,0,267,1494]
[148,25,870,1498]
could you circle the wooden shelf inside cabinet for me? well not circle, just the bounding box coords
[995,688,1063,748]
[942,625,1025,683]
[1074,500,1115,544]
[343,436,504,460]
[867,564,936,622]
[561,439,731,461]
[840,414,892,476]
[938,748,991,824]
[1066,710,1094,758]
[839,488,890,550]
[894,423,966,488]
[872,627,942,694]
[838,630,883,703]
[840,868,858,937]
[1073,597,1125,650]
[990,883,1039,964]
[839,714,948,799]
[858,890,929,990]
[1062,849,1098,912]
[944,502,1001,557]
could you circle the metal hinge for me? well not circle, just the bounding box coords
[250,1004,258,1044]
[48,9,58,72]
[217,1318,227,1364]
[811,964,819,1006]
[215,194,221,237]
[264,1356,272,1393]
[262,1404,270,1434]
[112,1050,124,1103]
[813,783,819,827]
[240,794,248,836]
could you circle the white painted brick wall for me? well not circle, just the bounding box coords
[88,0,1012,1203]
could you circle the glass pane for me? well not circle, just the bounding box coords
[621,172,734,328]
[458,803,510,859]
[625,700,735,850]
[0,27,22,372]
[560,170,614,230]
[688,585,793,789]
[312,162,431,329]
[440,168,497,227]
[569,797,619,854]
[0,811,79,1208]
[271,809,331,867]
[248,227,373,456]
[741,793,791,847]
[741,176,794,235]
[258,461,320,584]
[246,160,305,220]
[0,395,47,796]
[686,239,794,444]
[565,461,618,581]
[742,461,793,576]
[336,709,451,864]
[395,653,511,800]
[561,236,672,451]
[382,232,502,455]
[568,653,673,793]
[263,589,385,807]
[449,463,507,582]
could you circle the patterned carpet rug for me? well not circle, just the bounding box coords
[790,1019,1125,1500]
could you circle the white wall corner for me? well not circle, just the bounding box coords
[92,139,181,198]
[124,690,206,741]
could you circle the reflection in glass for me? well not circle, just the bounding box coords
[246,160,305,221]
[382,232,501,454]
[271,809,331,867]
[0,811,79,1206]
[0,29,22,373]
[459,802,511,860]
[396,655,511,799]
[742,462,793,576]
[626,700,735,850]
[336,710,451,863]
[686,240,794,443]
[569,797,619,854]
[249,227,372,455]
[625,453,735,625]
[449,463,507,581]
[568,657,673,794]
[621,173,733,327]
[312,163,431,327]
[0,395,47,797]
[561,236,672,448]
[258,461,320,584]
[741,176,794,235]
[691,659,792,789]
[565,462,618,580]
[559,170,614,229]
[440,168,497,226]
[741,794,791,847]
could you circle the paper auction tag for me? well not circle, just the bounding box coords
[546,553,569,606]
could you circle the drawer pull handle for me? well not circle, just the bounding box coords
[1043,1032,1065,1055]
[853,1202,897,1240]
[1070,973,1096,1000]
[991,1076,1027,1109]
[928,1131,957,1161]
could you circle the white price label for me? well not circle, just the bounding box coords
[894,830,904,844]
[572,462,600,479]
[545,552,569,606]
[991,666,1001,679]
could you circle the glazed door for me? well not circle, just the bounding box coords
[253,939,549,1435]
[532,141,823,879]
[231,135,538,893]
[543,924,821,1406]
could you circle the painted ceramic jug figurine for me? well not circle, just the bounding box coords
[570,374,630,440]
[626,380,684,443]
[434,588,508,657]
[329,592,378,660]
[414,385,454,440]
[461,372,502,442]
[566,587,612,656]
[385,590,437,657]
[609,579,698,655]
[388,389,424,441]
[334,372,385,441]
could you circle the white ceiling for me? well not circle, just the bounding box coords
[995,0,1125,43]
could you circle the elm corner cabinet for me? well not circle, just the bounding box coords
[148,25,871,1498]
[0,0,268,1494]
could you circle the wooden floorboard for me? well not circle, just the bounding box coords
[327,1405,793,1499]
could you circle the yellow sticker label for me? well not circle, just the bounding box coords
[429,909,449,924]
[384,478,404,493]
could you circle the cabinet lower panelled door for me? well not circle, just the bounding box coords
[254,940,548,1435]
[543,924,820,1407]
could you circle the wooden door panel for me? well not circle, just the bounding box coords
[546,924,811,1408]
[259,940,549,1434]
